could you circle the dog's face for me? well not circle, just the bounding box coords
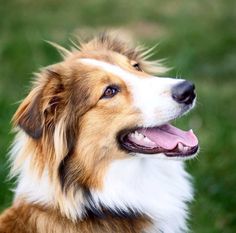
[13,33,198,200]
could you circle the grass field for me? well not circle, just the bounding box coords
[0,0,236,232]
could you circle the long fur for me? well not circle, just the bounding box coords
[0,32,196,233]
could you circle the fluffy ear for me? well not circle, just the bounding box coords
[13,87,43,139]
[13,68,63,139]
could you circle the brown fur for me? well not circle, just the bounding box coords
[0,32,165,232]
[0,201,151,233]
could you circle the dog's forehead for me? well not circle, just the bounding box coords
[77,58,150,84]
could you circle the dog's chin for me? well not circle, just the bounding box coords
[118,121,199,161]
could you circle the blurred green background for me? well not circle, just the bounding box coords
[0,0,236,232]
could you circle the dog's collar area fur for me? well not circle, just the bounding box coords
[82,158,193,233]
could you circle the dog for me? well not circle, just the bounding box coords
[0,32,198,233]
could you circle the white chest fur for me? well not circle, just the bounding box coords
[91,157,193,233]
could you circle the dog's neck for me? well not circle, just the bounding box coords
[14,147,193,233]
[87,157,193,233]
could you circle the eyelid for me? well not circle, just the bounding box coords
[104,84,120,93]
[109,84,120,90]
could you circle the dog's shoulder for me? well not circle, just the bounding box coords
[0,201,151,233]
[0,204,35,233]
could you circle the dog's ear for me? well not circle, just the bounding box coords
[13,67,64,139]
[13,86,44,139]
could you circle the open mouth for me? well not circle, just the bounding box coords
[118,124,198,158]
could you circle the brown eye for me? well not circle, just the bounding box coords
[132,63,142,71]
[101,85,120,99]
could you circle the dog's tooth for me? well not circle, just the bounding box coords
[139,134,145,139]
[137,133,144,140]
[130,133,135,138]
[143,137,154,144]
[143,137,156,146]
[178,143,184,151]
[183,146,189,152]
[134,131,141,140]
[143,137,151,143]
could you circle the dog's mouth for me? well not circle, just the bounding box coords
[118,124,198,158]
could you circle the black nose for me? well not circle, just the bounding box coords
[171,81,196,105]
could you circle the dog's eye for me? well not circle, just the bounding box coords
[101,85,120,99]
[132,63,142,72]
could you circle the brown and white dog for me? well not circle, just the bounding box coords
[0,32,198,233]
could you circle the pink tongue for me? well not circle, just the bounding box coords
[137,124,198,150]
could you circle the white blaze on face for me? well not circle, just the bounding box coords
[79,58,184,127]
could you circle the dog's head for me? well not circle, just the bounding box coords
[12,32,198,220]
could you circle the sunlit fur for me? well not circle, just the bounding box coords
[0,32,195,233]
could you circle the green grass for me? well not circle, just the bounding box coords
[0,0,236,232]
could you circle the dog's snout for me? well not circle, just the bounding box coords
[171,81,195,105]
